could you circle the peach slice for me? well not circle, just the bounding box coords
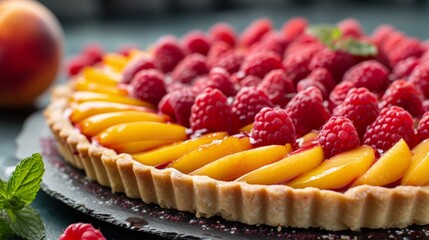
[236,145,324,184]
[77,111,168,137]
[168,136,252,174]
[239,123,253,133]
[74,78,128,96]
[297,131,318,147]
[288,145,375,189]
[102,53,128,72]
[401,139,429,186]
[111,140,177,154]
[353,139,412,187]
[96,122,187,147]
[70,101,153,123]
[190,144,291,181]
[71,91,154,109]
[132,132,228,166]
[82,67,120,86]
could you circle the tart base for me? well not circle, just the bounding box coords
[44,84,429,231]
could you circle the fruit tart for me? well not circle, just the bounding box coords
[45,17,429,231]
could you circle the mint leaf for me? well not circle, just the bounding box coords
[0,211,13,239]
[1,206,45,240]
[0,180,6,208]
[338,38,378,56]
[308,24,342,49]
[5,153,44,210]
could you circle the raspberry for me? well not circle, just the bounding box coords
[208,67,237,96]
[59,223,105,240]
[67,55,91,77]
[424,100,429,112]
[371,24,395,46]
[232,87,273,128]
[190,88,232,132]
[284,34,323,56]
[329,81,356,109]
[182,30,211,56]
[309,48,355,82]
[380,80,424,118]
[159,88,198,127]
[117,45,136,57]
[380,31,405,53]
[417,112,429,142]
[240,51,283,78]
[152,36,185,73]
[171,53,208,84]
[121,56,156,84]
[206,41,232,68]
[250,32,289,57]
[251,107,296,147]
[297,79,327,99]
[285,87,330,137]
[282,17,308,42]
[130,69,167,105]
[82,43,104,65]
[209,22,236,47]
[409,64,429,99]
[337,18,364,38]
[342,60,389,94]
[318,117,360,158]
[333,88,379,138]
[240,75,261,87]
[257,69,295,107]
[240,18,272,47]
[393,57,420,79]
[306,68,336,92]
[363,106,416,153]
[213,50,246,74]
[283,49,315,84]
[388,38,424,67]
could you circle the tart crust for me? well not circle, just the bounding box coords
[45,84,429,231]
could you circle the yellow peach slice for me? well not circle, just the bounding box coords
[353,139,412,187]
[74,78,128,96]
[82,67,119,86]
[70,101,153,123]
[190,145,291,181]
[401,153,429,186]
[71,91,154,109]
[411,138,429,155]
[236,145,324,184]
[297,131,318,147]
[168,137,252,174]
[132,132,228,166]
[102,53,128,72]
[77,111,168,137]
[239,123,253,133]
[96,122,187,147]
[288,145,375,189]
[111,140,177,154]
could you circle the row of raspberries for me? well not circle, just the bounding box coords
[70,17,429,158]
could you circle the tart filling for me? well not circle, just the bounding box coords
[45,18,429,230]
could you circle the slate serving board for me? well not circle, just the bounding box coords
[15,112,429,240]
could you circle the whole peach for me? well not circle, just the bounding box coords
[0,0,63,107]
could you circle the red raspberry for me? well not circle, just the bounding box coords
[171,53,209,84]
[285,87,330,137]
[82,43,104,65]
[152,36,185,73]
[206,41,232,67]
[409,63,429,99]
[284,34,323,56]
[232,87,273,128]
[318,117,360,158]
[337,18,364,38]
[190,88,232,132]
[240,18,272,47]
[59,223,106,240]
[117,44,137,57]
[209,22,236,47]
[417,112,429,142]
[182,30,211,56]
[342,60,389,93]
[380,31,405,53]
[130,69,167,106]
[213,50,246,74]
[159,88,198,127]
[297,79,327,99]
[363,106,416,153]
[306,68,336,92]
[329,81,356,109]
[251,107,296,147]
[240,75,261,87]
[240,51,283,78]
[388,38,424,67]
[309,48,355,82]
[250,32,289,57]
[380,80,424,118]
[424,100,429,112]
[283,49,316,84]
[208,67,237,96]
[333,88,379,139]
[67,55,91,77]
[371,24,395,46]
[257,69,295,107]
[282,17,308,42]
[393,57,420,79]
[121,56,156,84]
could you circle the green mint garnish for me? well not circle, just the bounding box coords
[0,153,45,240]
[308,24,378,56]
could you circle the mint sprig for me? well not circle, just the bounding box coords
[307,24,378,56]
[0,153,45,240]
